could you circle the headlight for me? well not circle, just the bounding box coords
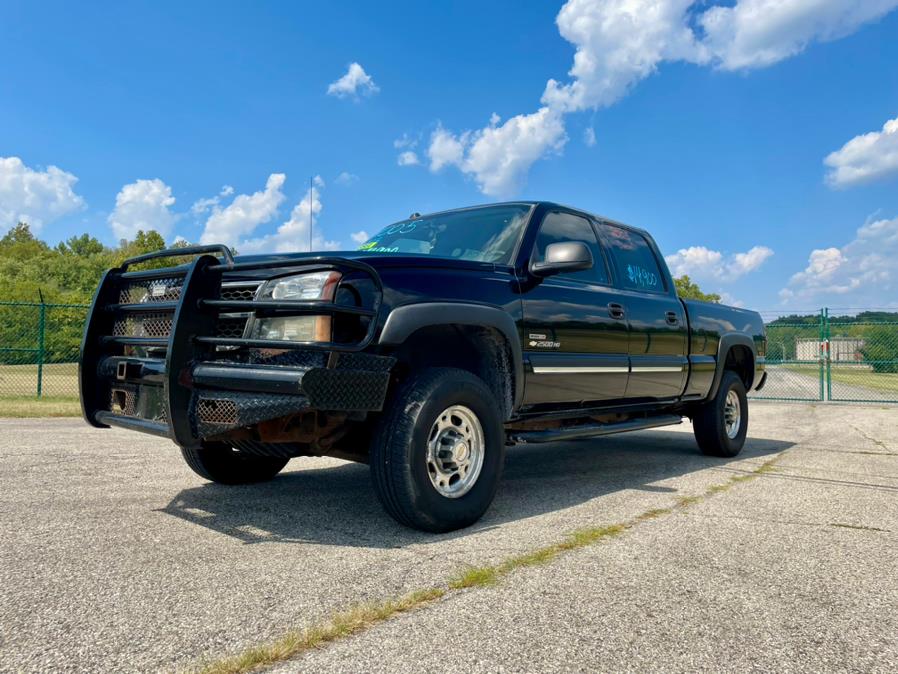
[249,271,340,343]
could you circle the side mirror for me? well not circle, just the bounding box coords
[531,241,593,277]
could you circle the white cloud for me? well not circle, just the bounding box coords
[583,127,597,147]
[718,292,745,308]
[335,171,359,186]
[190,185,237,216]
[426,108,567,197]
[326,62,379,100]
[824,116,898,188]
[395,133,423,167]
[732,245,776,277]
[199,173,286,246]
[351,230,370,244]
[393,133,418,150]
[542,0,898,112]
[427,126,466,172]
[666,246,723,276]
[108,178,177,240]
[415,0,898,197]
[397,151,420,167]
[665,244,774,281]
[780,215,898,304]
[0,156,85,231]
[239,175,339,253]
[700,0,898,71]
[463,109,567,196]
[542,0,704,113]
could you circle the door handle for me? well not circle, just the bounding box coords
[665,311,679,325]
[608,303,625,319]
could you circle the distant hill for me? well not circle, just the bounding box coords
[768,311,898,326]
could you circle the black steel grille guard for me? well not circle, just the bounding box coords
[79,245,386,447]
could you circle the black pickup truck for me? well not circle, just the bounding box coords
[80,202,767,532]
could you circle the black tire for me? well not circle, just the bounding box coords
[180,443,289,484]
[370,367,505,532]
[693,370,749,458]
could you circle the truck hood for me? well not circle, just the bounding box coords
[223,251,503,282]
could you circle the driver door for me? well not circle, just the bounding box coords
[521,210,629,406]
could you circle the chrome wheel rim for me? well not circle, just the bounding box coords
[724,390,741,439]
[426,405,484,499]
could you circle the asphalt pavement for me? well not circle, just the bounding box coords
[1,403,895,672]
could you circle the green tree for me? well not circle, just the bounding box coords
[673,275,720,302]
[860,326,898,373]
[0,222,50,258]
[56,233,105,257]
[0,226,172,303]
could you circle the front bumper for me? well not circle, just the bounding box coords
[79,245,389,447]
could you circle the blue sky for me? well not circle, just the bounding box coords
[2,0,898,312]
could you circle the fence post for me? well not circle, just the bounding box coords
[36,300,46,398]
[818,308,825,401]
[825,307,832,401]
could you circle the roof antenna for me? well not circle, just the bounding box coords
[409,212,421,220]
[309,176,314,252]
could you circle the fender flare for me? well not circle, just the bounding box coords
[378,302,524,410]
[707,333,757,400]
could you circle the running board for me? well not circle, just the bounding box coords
[506,414,682,445]
[94,411,171,439]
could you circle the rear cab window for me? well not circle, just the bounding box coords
[532,211,609,285]
[597,222,666,293]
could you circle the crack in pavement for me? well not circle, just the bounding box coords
[185,455,786,674]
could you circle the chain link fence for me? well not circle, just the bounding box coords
[0,302,88,399]
[0,301,895,404]
[751,308,898,404]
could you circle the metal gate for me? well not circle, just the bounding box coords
[751,310,826,402]
[750,309,898,404]
[826,310,898,404]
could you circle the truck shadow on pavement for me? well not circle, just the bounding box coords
[159,431,793,547]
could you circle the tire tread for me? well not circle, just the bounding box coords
[180,445,288,484]
[370,367,503,532]
[694,370,748,458]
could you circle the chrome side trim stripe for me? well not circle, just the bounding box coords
[533,366,629,374]
[532,365,685,374]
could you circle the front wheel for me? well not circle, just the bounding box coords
[180,444,289,484]
[693,370,749,458]
[370,368,505,532]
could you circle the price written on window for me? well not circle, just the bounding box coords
[627,264,658,288]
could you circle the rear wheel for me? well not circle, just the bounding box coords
[180,443,289,484]
[693,370,749,458]
[370,367,505,532]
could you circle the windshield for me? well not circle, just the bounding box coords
[356,204,532,264]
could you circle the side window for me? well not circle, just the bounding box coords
[598,223,665,292]
[532,212,608,284]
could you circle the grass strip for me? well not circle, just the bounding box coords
[0,396,81,418]
[193,588,445,674]
[187,455,781,674]
[449,523,628,590]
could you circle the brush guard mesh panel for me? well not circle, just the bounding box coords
[192,390,312,438]
[81,248,386,447]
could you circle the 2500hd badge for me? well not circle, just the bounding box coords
[80,202,767,532]
[528,334,560,349]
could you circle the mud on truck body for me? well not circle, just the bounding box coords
[80,202,767,532]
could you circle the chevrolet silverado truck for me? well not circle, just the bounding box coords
[80,202,767,532]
